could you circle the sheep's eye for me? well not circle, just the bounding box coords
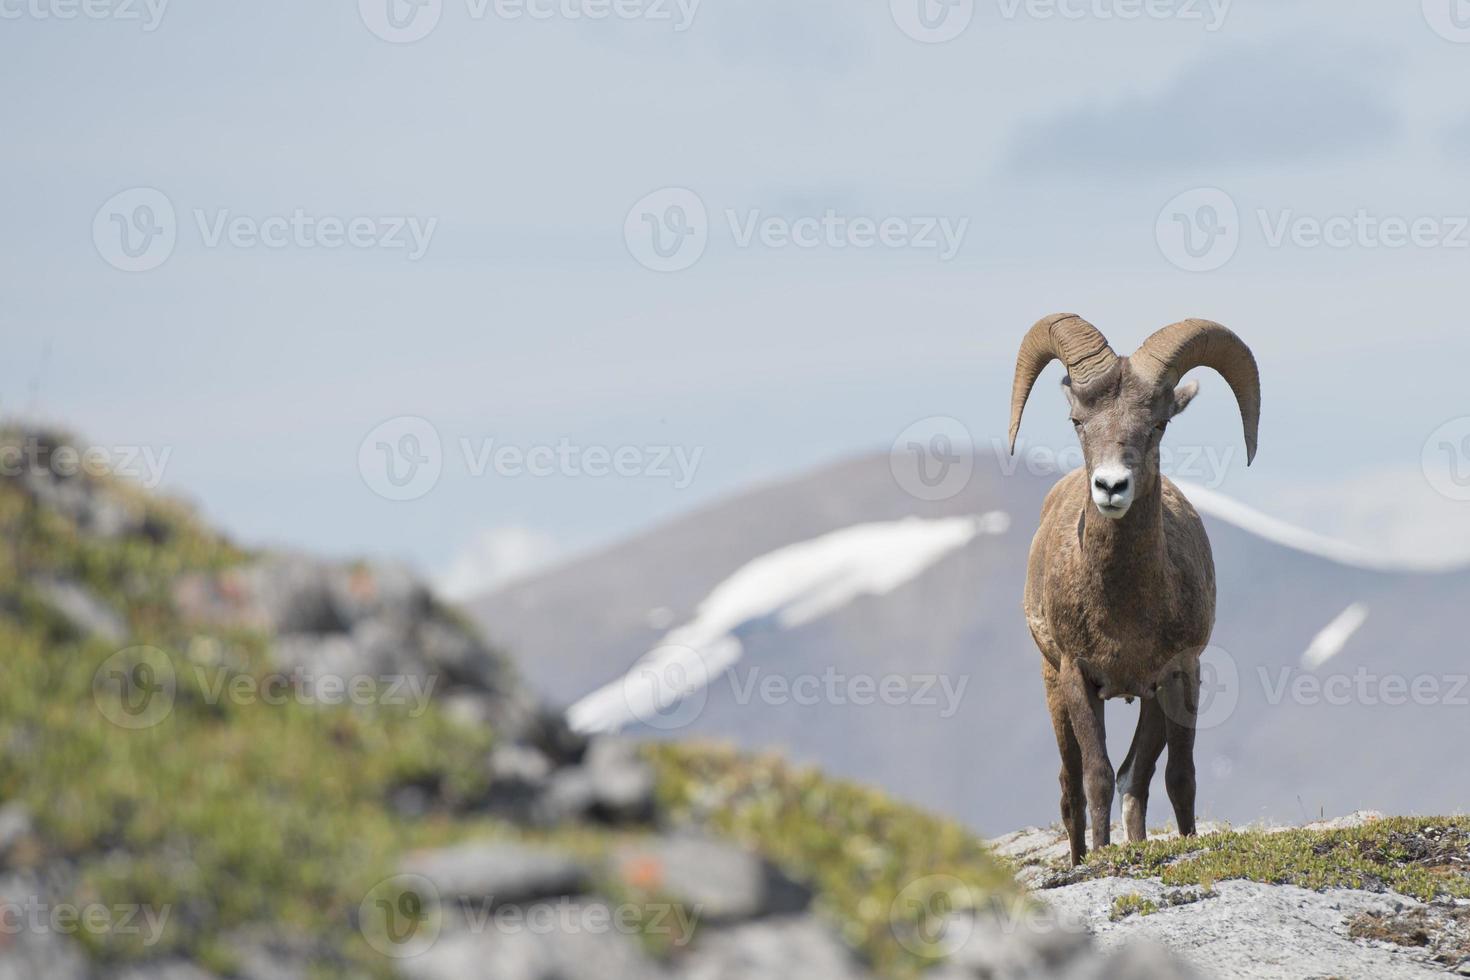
[1154,421,1168,433]
[1070,419,1083,429]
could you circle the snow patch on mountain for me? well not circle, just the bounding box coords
[1175,480,1464,574]
[567,513,1009,734]
[1301,602,1370,670]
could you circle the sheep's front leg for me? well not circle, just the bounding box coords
[1158,655,1201,837]
[1117,698,1166,843]
[1058,657,1113,852]
[1042,659,1086,864]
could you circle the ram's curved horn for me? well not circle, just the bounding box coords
[1007,313,1117,454]
[1131,318,1261,464]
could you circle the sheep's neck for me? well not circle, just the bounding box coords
[1079,481,1167,589]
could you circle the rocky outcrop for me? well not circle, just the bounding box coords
[989,819,1470,979]
[173,553,538,743]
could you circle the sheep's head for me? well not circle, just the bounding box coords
[1008,314,1260,521]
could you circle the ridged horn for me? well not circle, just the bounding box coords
[1131,318,1261,464]
[1007,313,1117,454]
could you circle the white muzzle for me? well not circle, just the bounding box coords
[1091,464,1134,519]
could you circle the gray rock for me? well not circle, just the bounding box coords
[583,737,657,824]
[396,903,667,980]
[239,555,344,634]
[108,962,219,980]
[535,766,599,825]
[1041,876,1445,978]
[483,745,555,821]
[489,745,553,786]
[610,837,809,924]
[678,914,871,980]
[0,803,34,855]
[400,841,590,906]
[523,738,656,827]
[0,870,92,980]
[1065,940,1201,979]
[0,928,91,980]
[415,617,504,690]
[35,576,126,643]
[10,434,148,540]
[924,907,1094,980]
[326,561,428,625]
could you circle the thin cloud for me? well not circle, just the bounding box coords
[1005,42,1401,177]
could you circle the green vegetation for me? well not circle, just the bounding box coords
[1081,818,1470,903]
[0,430,1019,978]
[1108,892,1158,921]
[0,439,505,974]
[649,742,1023,978]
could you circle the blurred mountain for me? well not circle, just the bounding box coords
[467,452,1470,835]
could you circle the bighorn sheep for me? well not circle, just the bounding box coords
[1008,314,1260,864]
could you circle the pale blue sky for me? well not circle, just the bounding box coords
[5,1,1470,593]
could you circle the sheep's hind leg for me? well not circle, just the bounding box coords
[1117,697,1166,843]
[1158,656,1201,837]
[1057,657,1113,853]
[1042,659,1086,864]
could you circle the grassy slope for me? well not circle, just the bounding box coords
[1077,818,1470,902]
[0,435,1019,977]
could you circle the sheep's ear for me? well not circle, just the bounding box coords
[1170,379,1200,417]
[1060,374,1079,409]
